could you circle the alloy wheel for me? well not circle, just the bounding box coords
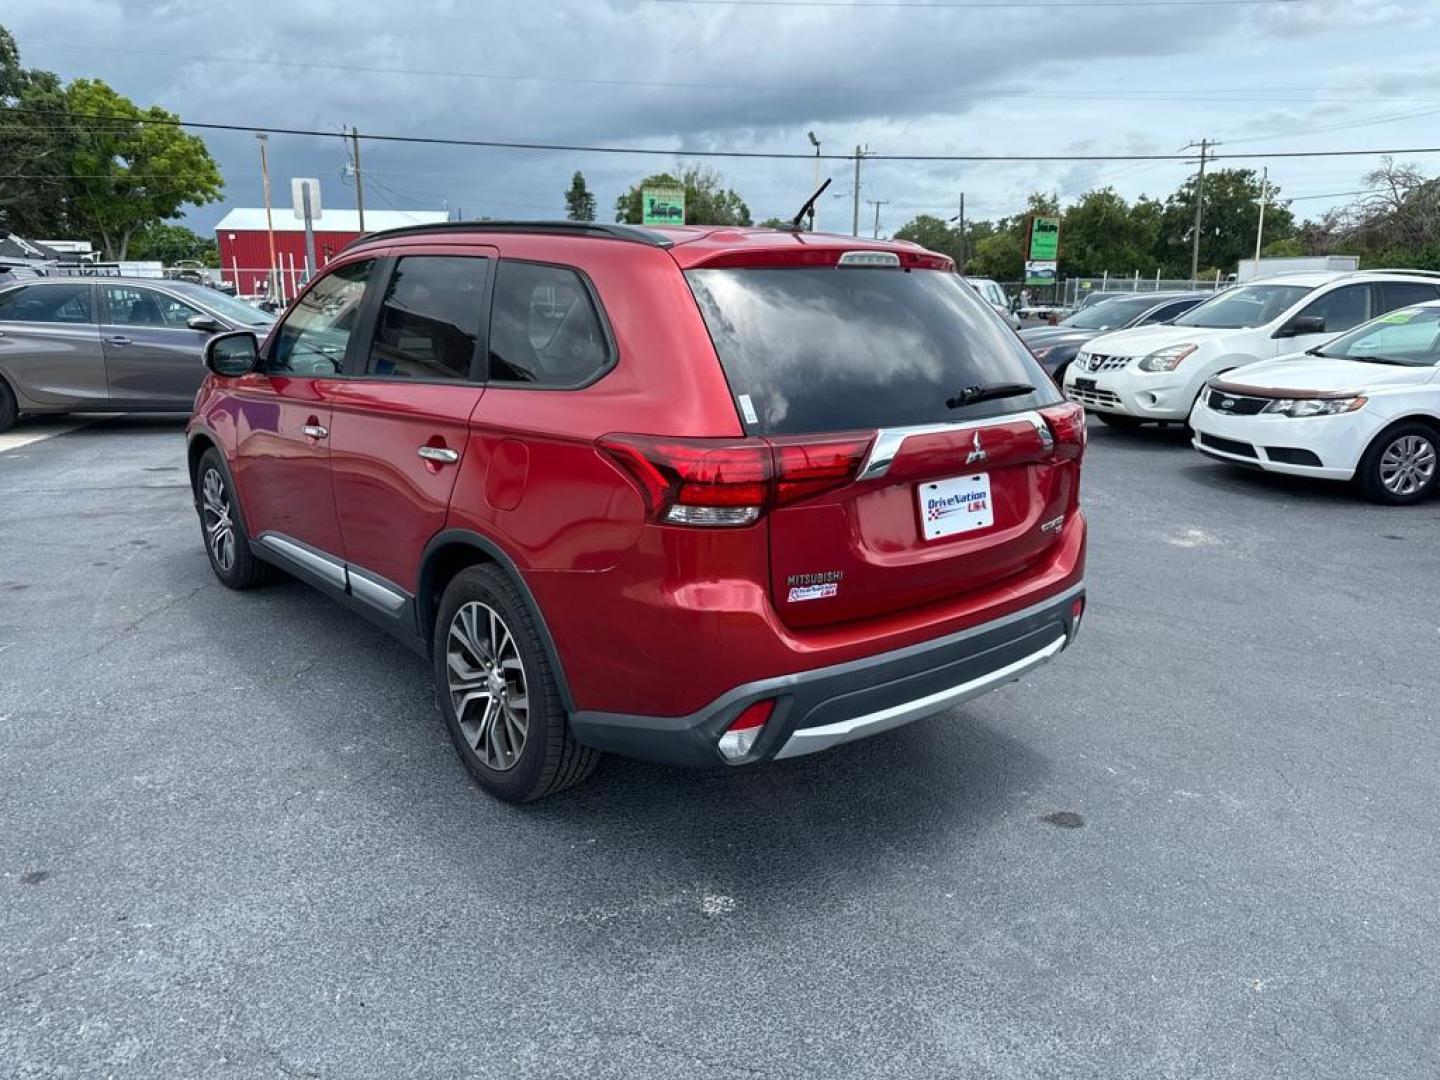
[446,601,529,771]
[201,468,236,572]
[1379,434,1437,497]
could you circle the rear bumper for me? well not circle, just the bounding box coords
[568,582,1084,767]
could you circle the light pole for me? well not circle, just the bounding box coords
[256,132,278,302]
[807,130,821,231]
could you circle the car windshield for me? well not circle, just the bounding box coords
[1313,306,1440,366]
[687,265,1056,435]
[1061,295,1159,330]
[169,282,276,327]
[1174,284,1311,329]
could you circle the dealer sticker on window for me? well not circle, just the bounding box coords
[919,473,994,540]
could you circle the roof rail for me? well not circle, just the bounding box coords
[1350,268,1440,279]
[341,219,675,252]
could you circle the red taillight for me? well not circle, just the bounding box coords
[1040,402,1086,460]
[770,434,873,507]
[599,432,873,527]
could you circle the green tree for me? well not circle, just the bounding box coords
[757,217,789,229]
[64,78,222,260]
[564,171,597,222]
[0,27,76,238]
[893,214,962,263]
[1159,168,1294,277]
[127,221,217,266]
[615,165,751,226]
[1059,188,1163,277]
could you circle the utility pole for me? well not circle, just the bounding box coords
[350,126,365,233]
[807,131,821,231]
[851,145,868,237]
[949,193,967,273]
[1254,165,1268,263]
[256,132,278,302]
[867,199,889,239]
[1187,137,1211,285]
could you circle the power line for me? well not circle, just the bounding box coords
[8,106,1440,164]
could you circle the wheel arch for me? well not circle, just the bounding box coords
[417,529,576,713]
[1361,412,1440,455]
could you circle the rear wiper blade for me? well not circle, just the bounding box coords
[946,382,1035,409]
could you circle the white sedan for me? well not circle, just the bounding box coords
[1190,302,1440,504]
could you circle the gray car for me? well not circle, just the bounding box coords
[0,277,275,432]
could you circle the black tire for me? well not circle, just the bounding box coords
[1097,412,1143,430]
[195,448,275,589]
[1356,422,1440,506]
[0,376,17,433]
[433,564,599,802]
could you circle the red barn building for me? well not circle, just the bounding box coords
[214,207,448,300]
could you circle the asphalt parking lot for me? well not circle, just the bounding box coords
[2,416,1438,1079]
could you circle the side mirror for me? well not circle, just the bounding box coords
[204,331,259,377]
[187,314,223,333]
[1278,314,1326,337]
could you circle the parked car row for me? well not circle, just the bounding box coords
[1046,270,1440,504]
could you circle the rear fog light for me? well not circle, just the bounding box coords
[718,700,774,760]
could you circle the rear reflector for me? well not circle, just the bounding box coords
[599,432,873,527]
[718,700,774,760]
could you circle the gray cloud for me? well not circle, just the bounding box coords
[6,0,1434,236]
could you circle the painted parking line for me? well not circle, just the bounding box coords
[0,419,96,454]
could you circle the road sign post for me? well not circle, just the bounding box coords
[291,178,323,282]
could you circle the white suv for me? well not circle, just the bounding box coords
[1062,271,1440,426]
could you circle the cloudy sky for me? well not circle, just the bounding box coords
[7,0,1440,240]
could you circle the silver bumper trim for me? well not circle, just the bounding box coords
[773,631,1068,760]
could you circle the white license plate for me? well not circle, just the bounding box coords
[919,473,994,540]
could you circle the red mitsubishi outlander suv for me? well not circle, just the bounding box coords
[187,222,1086,802]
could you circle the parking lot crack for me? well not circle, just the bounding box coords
[0,950,95,1000]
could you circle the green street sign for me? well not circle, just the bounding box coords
[1028,216,1060,262]
[642,186,686,225]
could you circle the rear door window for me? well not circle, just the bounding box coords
[1379,281,1440,312]
[368,256,489,381]
[0,283,93,324]
[686,266,1056,435]
[487,262,612,387]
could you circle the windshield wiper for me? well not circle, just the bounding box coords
[946,382,1035,409]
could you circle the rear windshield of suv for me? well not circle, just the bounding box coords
[1173,284,1311,329]
[686,266,1057,435]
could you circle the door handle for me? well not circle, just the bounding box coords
[301,424,329,440]
[106,335,131,346]
[417,446,459,464]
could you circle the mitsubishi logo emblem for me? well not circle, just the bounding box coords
[966,432,987,465]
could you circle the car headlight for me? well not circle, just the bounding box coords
[1138,344,1198,372]
[1260,396,1367,417]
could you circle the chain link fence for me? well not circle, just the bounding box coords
[991,273,1232,322]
